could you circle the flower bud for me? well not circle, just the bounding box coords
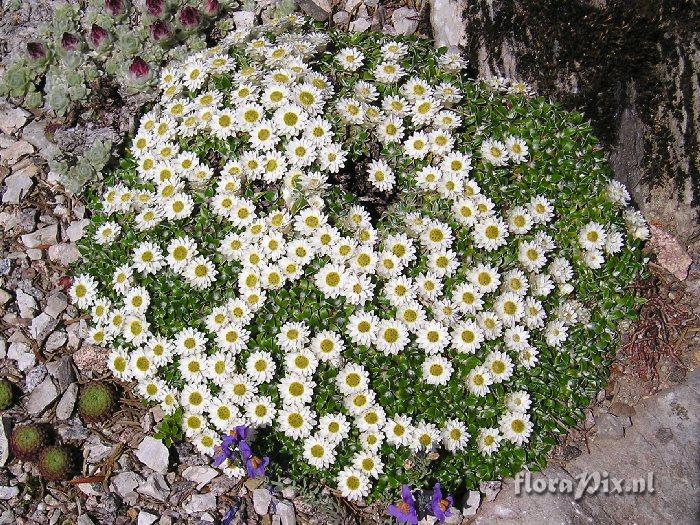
[129,57,150,79]
[26,42,46,61]
[203,0,220,16]
[105,0,124,16]
[178,6,201,29]
[150,20,171,42]
[61,32,80,52]
[89,24,109,49]
[146,0,165,17]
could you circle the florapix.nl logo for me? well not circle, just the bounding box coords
[514,471,655,500]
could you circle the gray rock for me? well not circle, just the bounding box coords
[111,471,142,504]
[350,16,372,32]
[391,7,419,35]
[45,330,67,352]
[15,289,37,318]
[137,511,158,525]
[333,10,350,26]
[24,364,48,391]
[56,383,78,420]
[0,259,10,275]
[45,292,68,318]
[0,486,19,500]
[0,139,34,164]
[135,436,170,474]
[444,508,462,525]
[462,490,481,516]
[77,515,96,525]
[182,465,218,490]
[66,219,90,242]
[46,356,76,392]
[84,439,114,463]
[7,341,35,371]
[0,106,30,135]
[275,501,296,525]
[0,418,10,467]
[48,242,80,265]
[183,492,216,514]
[594,412,625,440]
[27,248,42,260]
[2,170,34,204]
[296,0,332,21]
[29,312,59,344]
[137,473,170,501]
[21,224,59,249]
[25,376,59,415]
[430,0,467,49]
[253,488,272,515]
[479,480,502,502]
[21,120,53,153]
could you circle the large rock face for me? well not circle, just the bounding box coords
[459,0,699,248]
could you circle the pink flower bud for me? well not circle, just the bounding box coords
[61,32,79,51]
[146,0,165,17]
[89,24,109,48]
[105,0,124,16]
[129,57,150,79]
[203,0,220,16]
[150,20,171,42]
[26,42,46,60]
[179,6,201,29]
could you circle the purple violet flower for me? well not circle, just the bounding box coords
[212,425,251,467]
[430,483,453,523]
[387,485,418,525]
[222,507,237,525]
[239,440,269,479]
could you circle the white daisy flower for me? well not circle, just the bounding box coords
[278,406,316,440]
[276,321,310,352]
[442,419,469,452]
[467,365,493,397]
[385,415,413,447]
[422,355,453,385]
[477,427,502,456]
[246,396,277,427]
[303,435,337,469]
[500,411,533,445]
[69,274,98,309]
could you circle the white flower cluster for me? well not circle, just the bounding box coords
[71,15,648,500]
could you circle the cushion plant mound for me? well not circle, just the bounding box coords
[10,424,50,460]
[0,379,14,410]
[77,381,118,423]
[37,445,76,482]
[72,15,647,501]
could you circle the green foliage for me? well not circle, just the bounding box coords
[154,407,185,446]
[37,446,76,482]
[10,424,50,460]
[74,18,647,501]
[0,379,14,410]
[77,381,118,422]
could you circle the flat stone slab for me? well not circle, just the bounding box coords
[475,369,700,524]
